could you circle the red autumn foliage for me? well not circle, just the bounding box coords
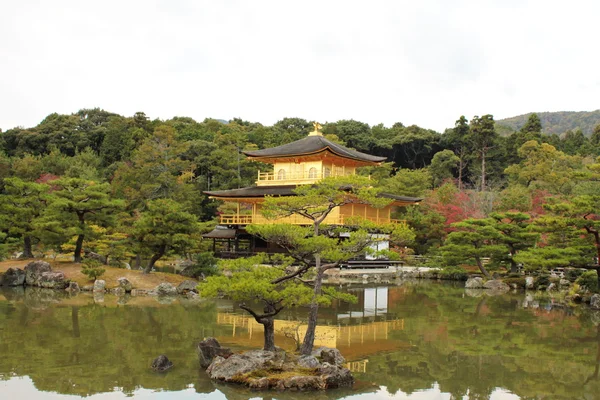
[35,173,60,184]
[421,185,485,233]
[530,189,552,217]
[35,174,61,192]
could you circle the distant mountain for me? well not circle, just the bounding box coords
[497,110,600,137]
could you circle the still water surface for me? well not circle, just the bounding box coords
[0,282,598,399]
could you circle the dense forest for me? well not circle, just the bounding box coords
[2,108,600,281]
[498,110,600,137]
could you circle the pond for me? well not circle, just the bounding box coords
[0,282,599,399]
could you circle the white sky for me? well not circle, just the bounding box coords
[1,0,599,133]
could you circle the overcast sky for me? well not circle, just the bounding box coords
[1,0,599,133]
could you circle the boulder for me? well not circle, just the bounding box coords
[546,283,557,292]
[197,337,233,368]
[93,280,106,292]
[111,287,126,296]
[275,375,325,391]
[131,289,149,296]
[81,285,94,292]
[465,277,484,289]
[24,261,52,286]
[483,280,510,292]
[207,350,282,381]
[117,277,133,292]
[176,280,198,295]
[248,377,271,390]
[154,282,177,296]
[318,362,354,388]
[187,292,200,300]
[151,355,174,372]
[206,348,354,391]
[1,268,25,286]
[559,279,571,287]
[66,281,80,293]
[312,347,345,366]
[525,276,534,289]
[297,355,320,368]
[591,294,600,310]
[39,271,68,289]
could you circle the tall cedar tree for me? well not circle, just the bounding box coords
[469,115,497,191]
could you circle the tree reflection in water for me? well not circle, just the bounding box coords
[0,283,599,399]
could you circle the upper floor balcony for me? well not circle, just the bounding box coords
[218,213,405,226]
[256,167,359,186]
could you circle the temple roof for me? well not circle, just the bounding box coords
[243,135,386,163]
[204,185,422,203]
[202,226,236,239]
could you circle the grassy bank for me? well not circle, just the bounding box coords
[0,259,193,290]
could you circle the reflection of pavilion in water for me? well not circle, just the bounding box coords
[215,286,410,373]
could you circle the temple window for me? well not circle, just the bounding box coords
[324,167,331,178]
[308,167,317,179]
[277,169,286,180]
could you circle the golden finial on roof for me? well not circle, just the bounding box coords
[309,121,323,136]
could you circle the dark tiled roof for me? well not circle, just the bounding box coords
[379,192,423,203]
[202,226,236,239]
[205,185,422,203]
[243,135,386,163]
[205,185,297,198]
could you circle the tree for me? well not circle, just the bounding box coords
[0,178,50,258]
[520,113,542,134]
[590,124,600,147]
[443,116,470,189]
[440,219,507,278]
[248,175,415,354]
[200,255,325,351]
[469,115,497,191]
[488,212,538,273]
[325,120,373,152]
[504,141,582,195]
[132,199,199,274]
[429,150,460,187]
[381,168,431,197]
[523,195,600,288]
[272,117,311,146]
[45,178,123,263]
[111,125,193,209]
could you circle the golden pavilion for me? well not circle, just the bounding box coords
[203,123,421,257]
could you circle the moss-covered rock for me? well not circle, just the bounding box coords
[207,348,354,391]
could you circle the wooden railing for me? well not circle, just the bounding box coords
[256,170,359,186]
[219,214,406,226]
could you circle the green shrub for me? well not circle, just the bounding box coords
[565,268,585,282]
[576,270,599,293]
[438,266,468,281]
[108,260,126,268]
[181,252,218,279]
[535,275,550,290]
[81,259,106,281]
